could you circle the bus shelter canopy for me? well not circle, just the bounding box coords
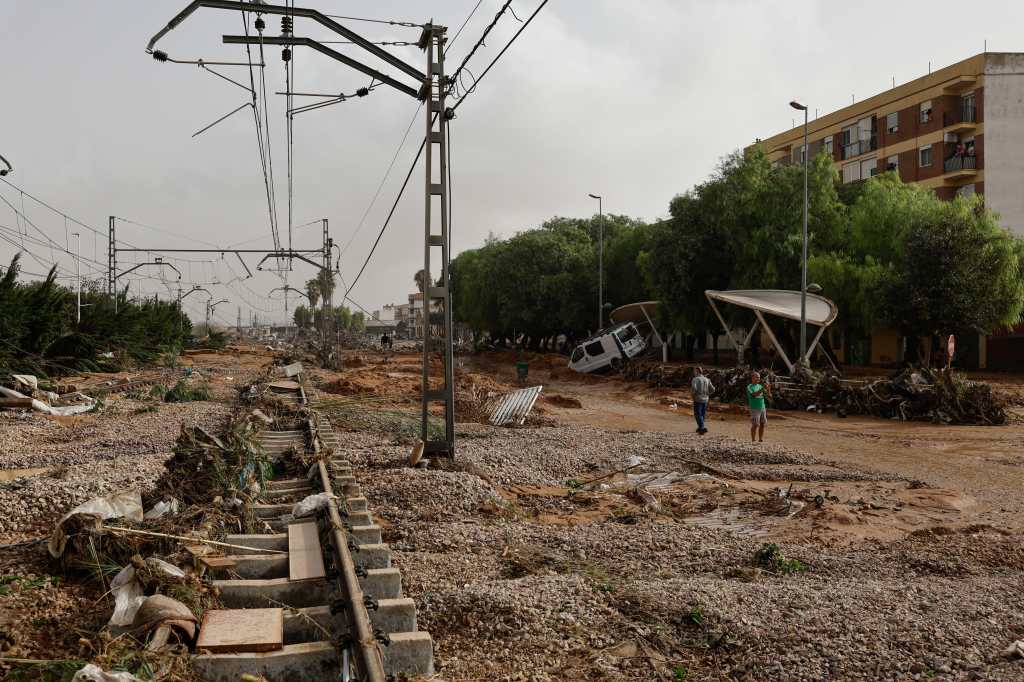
[704,289,838,373]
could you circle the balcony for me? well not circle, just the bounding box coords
[841,136,876,160]
[944,154,977,181]
[943,102,978,133]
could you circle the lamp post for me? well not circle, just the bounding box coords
[790,100,810,364]
[72,232,81,323]
[588,193,603,330]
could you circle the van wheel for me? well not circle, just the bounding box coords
[610,357,623,372]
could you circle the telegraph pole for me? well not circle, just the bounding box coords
[420,23,456,457]
[72,232,82,324]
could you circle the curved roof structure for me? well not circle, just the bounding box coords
[609,300,660,327]
[705,289,838,327]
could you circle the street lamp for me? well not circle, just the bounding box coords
[588,193,603,330]
[790,100,810,365]
[72,232,81,323]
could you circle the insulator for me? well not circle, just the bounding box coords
[282,47,291,62]
[152,50,169,62]
[356,87,369,98]
[281,16,293,34]
[254,16,265,32]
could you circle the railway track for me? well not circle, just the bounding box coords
[191,379,433,680]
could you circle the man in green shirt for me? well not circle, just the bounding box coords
[747,371,768,443]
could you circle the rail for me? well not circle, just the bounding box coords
[312,422,386,682]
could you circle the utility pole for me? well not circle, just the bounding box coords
[72,232,81,324]
[588,193,603,329]
[420,23,455,458]
[790,100,810,365]
[107,216,117,312]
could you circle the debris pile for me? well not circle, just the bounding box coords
[150,418,271,507]
[625,361,1008,425]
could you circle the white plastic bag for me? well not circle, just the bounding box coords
[72,664,140,682]
[292,492,335,518]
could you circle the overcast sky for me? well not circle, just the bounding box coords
[2,1,1021,325]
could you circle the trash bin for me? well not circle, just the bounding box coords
[516,361,529,383]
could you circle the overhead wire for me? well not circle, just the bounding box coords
[446,0,514,96]
[241,7,280,254]
[339,101,423,258]
[446,0,486,54]
[452,0,550,112]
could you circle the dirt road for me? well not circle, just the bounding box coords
[464,353,1024,531]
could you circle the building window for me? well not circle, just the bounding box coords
[823,135,833,155]
[920,100,932,123]
[794,144,806,164]
[920,145,933,167]
[962,91,976,122]
[861,157,877,178]
[886,112,899,134]
[842,162,861,184]
[887,155,899,172]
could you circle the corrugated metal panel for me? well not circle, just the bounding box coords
[489,385,543,426]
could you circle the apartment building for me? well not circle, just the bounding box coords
[754,53,1024,369]
[755,52,1024,235]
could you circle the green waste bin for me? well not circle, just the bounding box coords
[516,361,529,383]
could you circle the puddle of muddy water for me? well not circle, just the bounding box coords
[0,467,49,481]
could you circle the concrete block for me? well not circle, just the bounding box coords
[250,503,293,519]
[282,606,335,644]
[232,554,288,580]
[216,577,334,609]
[362,568,402,599]
[263,486,313,501]
[282,599,415,642]
[346,511,373,526]
[351,524,382,545]
[266,478,311,491]
[345,496,368,513]
[370,598,416,633]
[192,641,338,681]
[225,534,287,555]
[382,631,434,677]
[352,543,390,569]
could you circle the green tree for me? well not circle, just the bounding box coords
[880,194,1024,352]
[293,304,313,329]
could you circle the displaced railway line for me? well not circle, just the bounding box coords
[190,377,433,680]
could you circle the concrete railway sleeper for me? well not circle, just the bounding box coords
[192,383,433,680]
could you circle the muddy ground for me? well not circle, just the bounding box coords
[2,346,1024,681]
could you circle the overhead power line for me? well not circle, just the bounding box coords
[452,0,549,112]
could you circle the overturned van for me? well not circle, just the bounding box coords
[568,322,647,373]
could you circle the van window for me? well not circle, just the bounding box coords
[571,347,584,363]
[585,341,604,356]
[616,325,638,343]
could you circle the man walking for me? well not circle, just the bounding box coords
[690,366,714,435]
[747,371,768,443]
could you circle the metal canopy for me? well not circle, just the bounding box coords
[705,289,838,373]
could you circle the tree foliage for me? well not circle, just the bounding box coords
[450,215,654,344]
[449,148,1024,360]
[0,253,192,377]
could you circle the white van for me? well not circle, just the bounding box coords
[568,322,647,373]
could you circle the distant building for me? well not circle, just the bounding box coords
[754,52,1024,235]
[752,52,1024,369]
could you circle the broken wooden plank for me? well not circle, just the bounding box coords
[288,521,326,581]
[196,608,284,653]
